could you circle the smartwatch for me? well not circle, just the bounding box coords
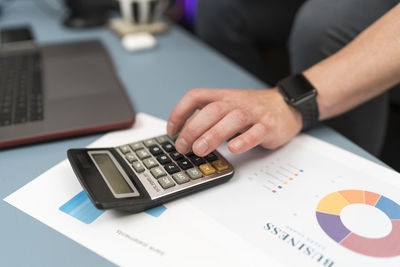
[277,74,319,131]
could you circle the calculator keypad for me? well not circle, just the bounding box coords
[119,145,131,154]
[157,154,171,164]
[186,167,203,179]
[172,172,190,184]
[132,161,145,173]
[149,145,162,156]
[156,136,169,144]
[164,162,180,174]
[205,152,218,162]
[158,176,175,189]
[162,142,175,152]
[199,163,216,176]
[125,153,136,163]
[129,142,144,151]
[144,139,157,147]
[190,156,206,166]
[212,159,229,172]
[170,151,184,161]
[177,159,193,170]
[117,135,233,199]
[150,166,167,178]
[143,158,158,169]
[136,149,151,160]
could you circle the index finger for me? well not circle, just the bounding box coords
[167,88,225,135]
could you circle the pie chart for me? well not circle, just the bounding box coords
[316,190,400,257]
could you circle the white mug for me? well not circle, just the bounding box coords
[118,0,169,25]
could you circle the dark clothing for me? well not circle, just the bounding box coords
[196,0,306,82]
[196,0,399,156]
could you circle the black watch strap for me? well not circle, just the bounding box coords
[297,96,319,131]
[277,74,319,131]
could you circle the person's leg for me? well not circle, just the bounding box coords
[196,0,305,82]
[289,0,398,156]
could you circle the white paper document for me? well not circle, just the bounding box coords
[5,113,400,266]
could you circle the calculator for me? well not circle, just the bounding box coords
[67,134,234,213]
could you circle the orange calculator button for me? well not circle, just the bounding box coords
[199,163,216,176]
[212,160,228,172]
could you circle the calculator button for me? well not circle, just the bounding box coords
[199,163,216,176]
[132,161,145,173]
[212,159,229,172]
[162,142,175,152]
[156,154,171,165]
[164,163,180,174]
[186,168,203,180]
[143,158,158,169]
[129,142,144,151]
[150,166,167,178]
[205,152,218,162]
[125,153,136,163]
[149,145,163,156]
[172,172,190,184]
[177,159,193,170]
[136,149,151,160]
[169,151,184,161]
[186,152,195,158]
[119,145,131,154]
[156,135,170,144]
[144,139,157,147]
[169,134,179,142]
[190,156,206,166]
[158,176,176,189]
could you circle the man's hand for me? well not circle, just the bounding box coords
[167,88,303,156]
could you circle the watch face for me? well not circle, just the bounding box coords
[278,74,319,130]
[279,74,317,105]
[288,76,314,99]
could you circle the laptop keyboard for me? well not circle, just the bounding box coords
[0,51,44,126]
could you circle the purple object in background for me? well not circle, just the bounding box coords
[184,0,197,23]
[176,0,197,25]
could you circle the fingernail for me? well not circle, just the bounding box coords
[195,138,208,155]
[231,139,243,151]
[167,121,175,135]
[176,137,189,153]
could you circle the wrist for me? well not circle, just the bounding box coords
[270,88,303,130]
[276,74,320,130]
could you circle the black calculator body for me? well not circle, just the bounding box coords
[67,135,234,213]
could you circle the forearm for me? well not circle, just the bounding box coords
[304,4,400,120]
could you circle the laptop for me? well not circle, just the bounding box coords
[0,39,135,149]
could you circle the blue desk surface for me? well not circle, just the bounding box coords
[0,2,385,266]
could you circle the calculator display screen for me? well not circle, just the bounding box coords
[92,154,133,194]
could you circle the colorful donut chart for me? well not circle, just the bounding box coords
[316,190,400,257]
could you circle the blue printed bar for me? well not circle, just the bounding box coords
[145,205,167,217]
[59,191,105,224]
